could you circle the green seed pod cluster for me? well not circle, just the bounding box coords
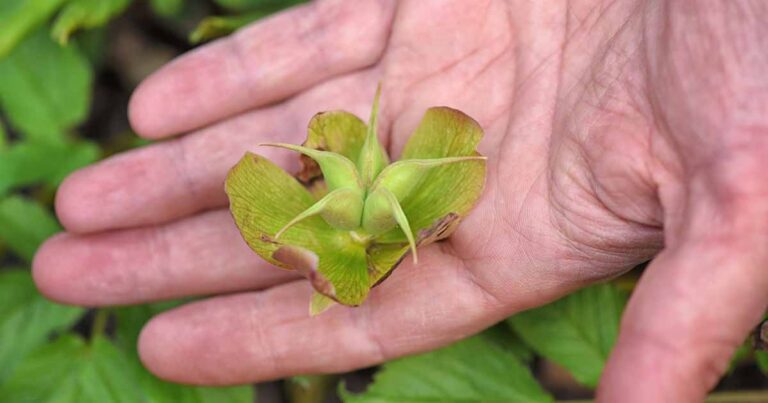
[226,87,487,314]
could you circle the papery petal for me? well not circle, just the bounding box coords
[226,153,369,305]
[377,107,486,242]
[298,111,367,185]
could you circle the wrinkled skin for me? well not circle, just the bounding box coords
[33,1,768,401]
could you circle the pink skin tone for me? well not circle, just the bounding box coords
[32,1,768,401]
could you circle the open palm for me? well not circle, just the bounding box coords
[34,1,768,402]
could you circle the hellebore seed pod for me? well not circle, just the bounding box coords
[225,86,487,315]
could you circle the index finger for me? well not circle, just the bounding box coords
[129,0,393,139]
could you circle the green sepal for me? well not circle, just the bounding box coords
[305,111,367,164]
[367,212,462,286]
[309,292,337,316]
[298,111,368,190]
[367,242,410,286]
[377,107,487,243]
[226,153,371,305]
[271,243,369,306]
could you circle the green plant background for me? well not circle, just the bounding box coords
[0,1,766,402]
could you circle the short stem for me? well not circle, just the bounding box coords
[91,309,109,339]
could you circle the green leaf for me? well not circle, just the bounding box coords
[0,270,84,381]
[377,107,486,244]
[0,140,100,194]
[727,340,751,373]
[756,351,768,376]
[74,27,108,67]
[342,333,552,403]
[0,0,66,59]
[0,334,144,402]
[136,381,254,403]
[0,195,60,261]
[114,303,255,402]
[507,283,627,388]
[150,0,184,17]
[226,153,369,305]
[51,0,131,45]
[0,28,92,144]
[0,119,8,150]
[483,324,535,364]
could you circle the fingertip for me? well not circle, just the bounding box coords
[138,313,181,382]
[128,63,186,139]
[55,165,121,234]
[32,233,82,305]
[138,303,236,385]
[127,77,162,139]
[33,231,144,306]
[55,170,90,233]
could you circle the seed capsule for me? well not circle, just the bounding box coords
[362,187,418,263]
[357,85,389,186]
[275,188,364,238]
[260,143,362,192]
[371,156,487,200]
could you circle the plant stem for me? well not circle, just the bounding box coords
[91,308,109,338]
[284,375,339,403]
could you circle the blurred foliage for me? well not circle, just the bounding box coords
[0,0,301,401]
[0,269,84,382]
[0,28,91,144]
[0,0,66,58]
[0,1,766,402]
[150,0,184,17]
[51,0,131,45]
[343,331,554,403]
[508,283,626,388]
[0,196,60,261]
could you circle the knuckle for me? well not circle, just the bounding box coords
[694,129,768,225]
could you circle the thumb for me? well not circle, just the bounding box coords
[598,174,768,402]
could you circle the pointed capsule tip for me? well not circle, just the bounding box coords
[257,142,287,149]
[274,227,287,240]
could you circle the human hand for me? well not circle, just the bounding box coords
[33,1,768,401]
